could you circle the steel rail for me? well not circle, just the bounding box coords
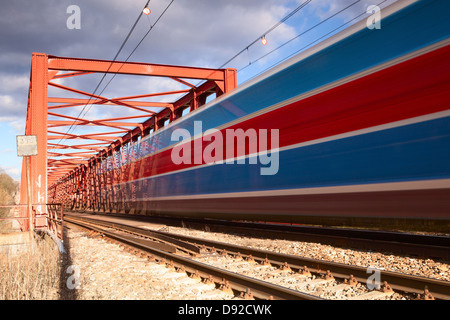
[64,216,322,300]
[65,214,450,300]
[65,216,201,255]
[76,212,450,260]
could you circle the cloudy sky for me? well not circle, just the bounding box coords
[0,0,397,180]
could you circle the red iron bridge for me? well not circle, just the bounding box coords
[13,0,450,235]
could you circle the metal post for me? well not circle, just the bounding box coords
[60,204,64,241]
[26,156,33,233]
[17,135,38,236]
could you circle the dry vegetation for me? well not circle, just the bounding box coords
[0,170,19,205]
[0,169,63,300]
[0,169,19,232]
[0,239,61,300]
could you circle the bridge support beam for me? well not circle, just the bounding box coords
[20,53,49,230]
[21,53,236,220]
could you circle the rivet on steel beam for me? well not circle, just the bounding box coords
[235,252,243,260]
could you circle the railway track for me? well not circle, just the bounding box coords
[72,212,450,260]
[64,214,450,300]
[64,215,320,300]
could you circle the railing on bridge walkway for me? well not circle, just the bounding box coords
[0,203,64,241]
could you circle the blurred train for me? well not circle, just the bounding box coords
[67,0,450,231]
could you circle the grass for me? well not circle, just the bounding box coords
[0,237,61,300]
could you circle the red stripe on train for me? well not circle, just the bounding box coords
[121,44,450,183]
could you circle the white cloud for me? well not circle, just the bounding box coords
[4,166,21,180]
[9,120,25,134]
[0,74,29,92]
[0,95,26,122]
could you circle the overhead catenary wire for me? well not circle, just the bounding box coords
[238,0,362,75]
[189,0,313,92]
[242,0,389,82]
[55,0,155,149]
[92,0,175,107]
[217,0,313,69]
[76,0,175,132]
[188,0,390,106]
[100,0,306,126]
[57,0,383,148]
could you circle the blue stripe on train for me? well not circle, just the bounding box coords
[124,116,450,199]
[139,0,450,157]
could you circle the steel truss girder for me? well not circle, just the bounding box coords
[23,53,236,218]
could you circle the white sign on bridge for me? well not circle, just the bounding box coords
[16,135,38,157]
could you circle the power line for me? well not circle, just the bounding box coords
[243,0,389,82]
[239,0,361,74]
[55,0,152,148]
[218,0,313,69]
[188,0,313,93]
[93,0,175,106]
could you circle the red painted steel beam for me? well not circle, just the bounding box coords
[48,151,97,158]
[20,53,49,230]
[48,120,142,128]
[23,53,236,215]
[47,56,228,80]
[49,82,107,100]
[48,97,172,108]
[48,142,111,149]
[114,89,191,100]
[50,71,94,79]
[47,134,123,142]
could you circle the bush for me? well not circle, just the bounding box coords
[0,170,19,205]
[0,169,19,233]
